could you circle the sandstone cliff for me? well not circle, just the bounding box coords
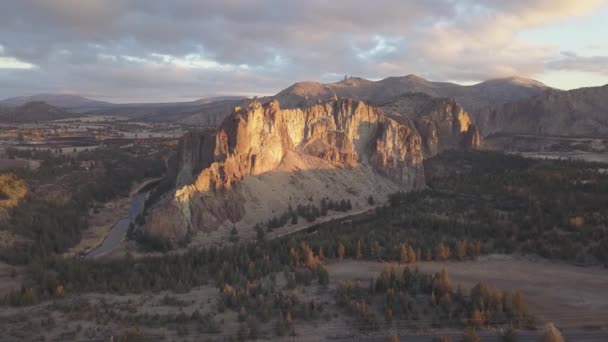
[145,99,425,243]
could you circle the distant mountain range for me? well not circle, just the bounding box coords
[0,94,247,113]
[180,75,549,125]
[3,76,607,138]
[272,75,548,112]
[0,101,78,123]
[0,94,113,111]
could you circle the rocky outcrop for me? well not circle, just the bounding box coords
[179,99,425,192]
[144,98,425,243]
[379,93,481,156]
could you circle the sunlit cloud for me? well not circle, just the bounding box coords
[0,56,36,69]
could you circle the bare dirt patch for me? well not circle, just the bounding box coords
[326,254,608,328]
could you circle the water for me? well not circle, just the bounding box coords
[85,192,146,259]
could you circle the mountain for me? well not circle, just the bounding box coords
[144,98,427,243]
[0,101,79,123]
[478,84,608,137]
[179,75,547,127]
[0,94,113,111]
[272,75,549,114]
[143,95,482,245]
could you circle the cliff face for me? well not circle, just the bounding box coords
[145,99,425,242]
[379,93,481,157]
[177,99,424,192]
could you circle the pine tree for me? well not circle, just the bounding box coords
[399,244,408,264]
[541,323,564,342]
[356,240,364,259]
[337,242,346,260]
[456,240,467,261]
[407,245,417,264]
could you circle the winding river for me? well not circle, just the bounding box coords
[85,192,147,259]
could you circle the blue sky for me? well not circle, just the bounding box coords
[0,0,607,102]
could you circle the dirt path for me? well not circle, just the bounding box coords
[326,254,608,328]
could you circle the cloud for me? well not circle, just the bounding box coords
[0,0,604,101]
[546,52,608,74]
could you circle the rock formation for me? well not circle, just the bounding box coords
[144,98,426,243]
[379,93,481,157]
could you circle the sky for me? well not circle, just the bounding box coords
[1,0,608,103]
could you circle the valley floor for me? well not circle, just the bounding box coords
[3,255,608,341]
[326,254,608,329]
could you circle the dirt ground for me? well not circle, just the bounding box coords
[326,254,608,329]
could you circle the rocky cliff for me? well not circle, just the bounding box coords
[144,98,426,243]
[379,93,481,157]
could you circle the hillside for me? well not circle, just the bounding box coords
[478,84,608,137]
[0,101,79,123]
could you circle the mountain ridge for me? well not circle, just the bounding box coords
[478,83,608,137]
[272,75,549,113]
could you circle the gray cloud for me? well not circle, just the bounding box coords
[546,52,608,74]
[0,0,603,102]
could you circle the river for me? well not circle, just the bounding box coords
[85,192,146,259]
